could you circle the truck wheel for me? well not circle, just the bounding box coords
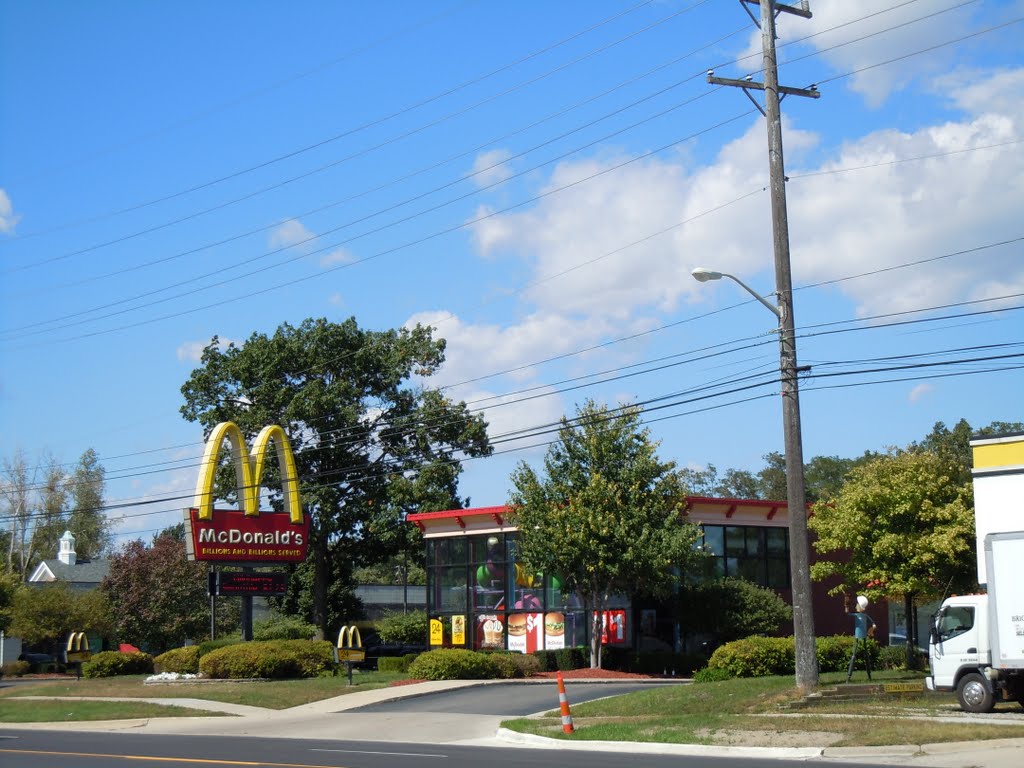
[956,673,995,713]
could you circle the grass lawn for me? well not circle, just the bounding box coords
[0,699,226,723]
[501,670,1024,748]
[0,670,407,713]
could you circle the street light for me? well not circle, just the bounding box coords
[691,265,818,690]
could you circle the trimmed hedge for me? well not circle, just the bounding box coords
[253,616,317,641]
[197,636,245,658]
[199,640,335,679]
[82,651,155,678]
[377,656,408,673]
[706,635,882,678]
[154,646,201,674]
[1,660,31,678]
[408,649,495,680]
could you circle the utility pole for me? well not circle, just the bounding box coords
[708,0,820,690]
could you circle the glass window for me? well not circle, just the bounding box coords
[938,606,975,641]
[766,558,789,589]
[702,526,724,556]
[745,528,762,557]
[435,566,468,612]
[765,528,787,555]
[725,527,746,557]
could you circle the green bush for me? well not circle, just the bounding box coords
[678,577,793,643]
[510,653,542,678]
[532,650,557,671]
[377,656,408,673]
[877,643,924,671]
[555,647,586,670]
[486,652,522,679]
[1,660,31,677]
[407,649,499,680]
[82,651,155,678]
[374,610,428,645]
[197,636,244,658]
[693,666,734,683]
[817,635,880,672]
[154,646,201,674]
[254,615,317,641]
[706,636,794,678]
[199,640,335,679]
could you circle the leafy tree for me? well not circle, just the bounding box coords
[677,576,792,647]
[374,609,428,644]
[353,555,426,586]
[10,582,112,651]
[757,451,788,501]
[912,419,1024,486]
[809,450,974,667]
[0,567,22,634]
[102,535,233,654]
[1,449,32,573]
[66,449,111,559]
[508,400,703,668]
[714,468,760,499]
[679,463,719,496]
[180,317,491,638]
[29,455,68,567]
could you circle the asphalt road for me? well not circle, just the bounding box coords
[345,680,676,716]
[0,730,873,768]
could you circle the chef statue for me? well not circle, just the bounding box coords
[846,594,876,682]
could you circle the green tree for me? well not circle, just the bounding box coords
[809,450,974,667]
[714,468,761,499]
[180,317,491,638]
[677,576,792,647]
[66,449,111,559]
[0,567,22,634]
[28,455,67,569]
[102,535,232,654]
[757,451,788,501]
[10,582,112,651]
[508,400,703,668]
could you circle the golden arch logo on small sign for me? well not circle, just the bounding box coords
[336,625,365,663]
[185,422,310,564]
[65,632,91,664]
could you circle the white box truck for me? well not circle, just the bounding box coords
[926,434,1024,712]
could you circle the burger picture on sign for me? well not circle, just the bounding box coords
[544,611,566,650]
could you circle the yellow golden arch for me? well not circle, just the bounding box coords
[193,422,302,524]
[337,625,363,650]
[67,631,89,653]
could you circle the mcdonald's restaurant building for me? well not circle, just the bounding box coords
[408,497,889,655]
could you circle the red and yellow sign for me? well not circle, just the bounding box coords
[185,422,309,563]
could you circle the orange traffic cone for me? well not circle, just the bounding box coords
[556,671,575,734]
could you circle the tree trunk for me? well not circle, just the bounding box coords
[904,593,917,670]
[589,594,605,669]
[313,533,329,641]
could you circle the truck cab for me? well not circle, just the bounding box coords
[927,594,995,712]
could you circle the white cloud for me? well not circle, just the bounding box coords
[176,336,239,362]
[471,149,514,188]
[328,292,344,306]
[269,218,316,250]
[908,383,933,403]
[465,66,1024,324]
[0,188,20,233]
[781,0,982,107]
[320,247,354,268]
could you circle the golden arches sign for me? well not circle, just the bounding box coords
[66,631,91,663]
[193,422,302,524]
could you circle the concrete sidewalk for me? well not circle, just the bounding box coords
[4,678,1023,767]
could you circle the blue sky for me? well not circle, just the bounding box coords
[1,0,1022,549]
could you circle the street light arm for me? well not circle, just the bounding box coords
[691,267,781,319]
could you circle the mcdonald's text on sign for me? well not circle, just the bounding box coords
[185,422,309,564]
[186,508,309,563]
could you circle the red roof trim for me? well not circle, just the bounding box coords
[408,505,510,523]
[767,505,780,520]
[686,495,787,508]
[725,504,737,518]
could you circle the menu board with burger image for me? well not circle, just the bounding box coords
[506,612,540,653]
[544,611,566,650]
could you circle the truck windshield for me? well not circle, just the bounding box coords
[937,606,974,641]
